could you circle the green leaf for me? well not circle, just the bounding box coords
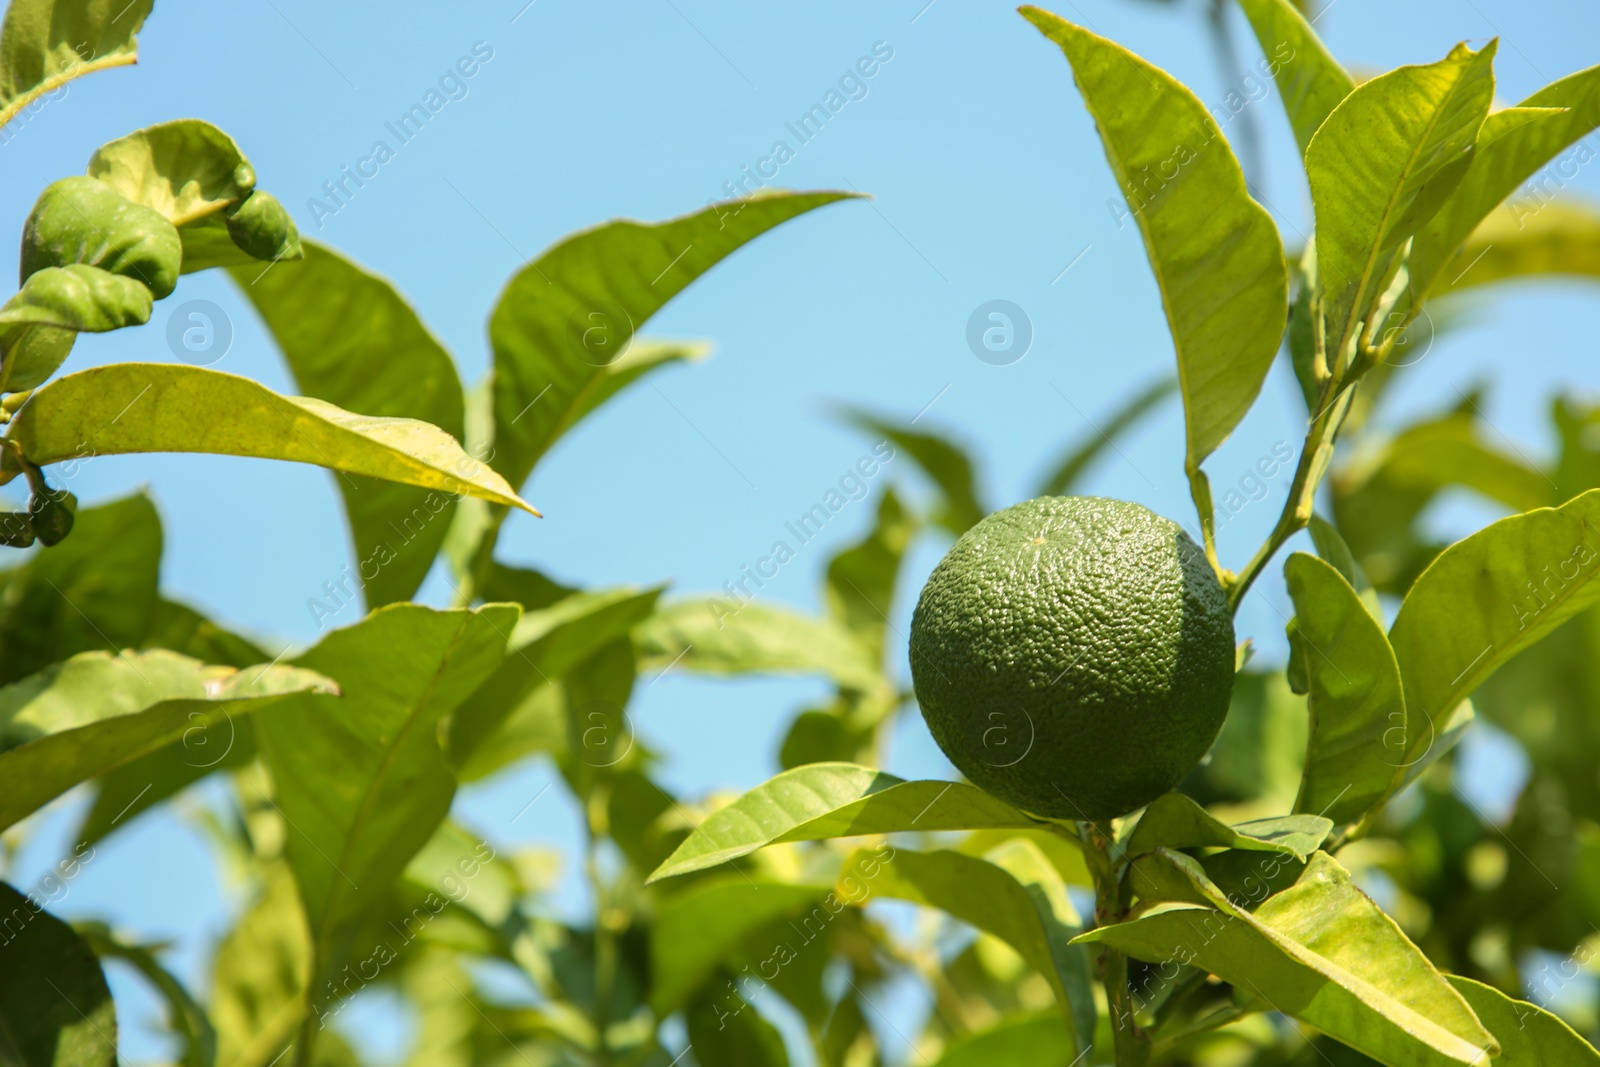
[1449,975,1600,1065]
[647,763,1038,883]
[836,407,980,535]
[0,491,161,684]
[824,487,915,662]
[1235,0,1356,156]
[1125,791,1331,859]
[1307,513,1383,620]
[842,844,1093,1043]
[0,881,116,1067]
[1438,201,1600,294]
[0,648,334,832]
[1021,8,1287,470]
[88,119,255,227]
[73,599,267,845]
[1307,42,1496,367]
[446,584,663,774]
[1388,489,1600,768]
[650,875,828,1015]
[1,363,537,513]
[21,175,180,298]
[489,190,856,492]
[0,0,152,129]
[1284,552,1406,826]
[211,865,311,1067]
[224,191,301,265]
[253,604,517,989]
[1085,850,1497,1065]
[77,923,217,1067]
[232,241,466,607]
[929,1012,1078,1067]
[686,986,790,1067]
[635,599,883,693]
[0,264,151,391]
[1410,62,1600,301]
[1034,377,1175,497]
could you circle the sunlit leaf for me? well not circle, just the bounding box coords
[1307,513,1383,620]
[254,604,517,997]
[1388,489,1600,769]
[1087,850,1496,1065]
[0,265,151,391]
[21,175,180,298]
[1439,201,1600,295]
[233,241,466,606]
[0,648,333,832]
[490,190,856,492]
[1449,975,1600,1064]
[842,844,1093,1047]
[928,1012,1077,1067]
[1125,791,1331,859]
[1236,0,1355,156]
[1411,62,1600,301]
[650,875,828,1015]
[0,0,153,129]
[88,119,254,226]
[635,599,883,694]
[0,881,116,1067]
[1,364,537,513]
[648,763,1038,883]
[1308,42,1495,366]
[1284,552,1406,825]
[1022,7,1287,471]
[211,866,311,1067]
[447,584,662,775]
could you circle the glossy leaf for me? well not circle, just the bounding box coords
[88,119,254,227]
[0,264,152,391]
[1022,8,1287,469]
[1125,791,1331,859]
[1308,513,1383,620]
[0,492,161,684]
[0,881,116,1067]
[0,363,537,513]
[837,407,979,534]
[1411,63,1600,301]
[1034,377,1174,497]
[1236,0,1355,156]
[1439,201,1600,294]
[1308,42,1495,366]
[648,762,1038,883]
[1449,975,1600,1065]
[447,584,663,774]
[0,0,152,129]
[0,649,333,832]
[650,875,828,1014]
[1084,850,1497,1065]
[1284,552,1406,825]
[1388,489,1600,768]
[489,190,855,492]
[635,599,883,694]
[233,241,466,606]
[253,605,517,983]
[21,175,180,298]
[843,844,1093,1041]
[77,923,217,1067]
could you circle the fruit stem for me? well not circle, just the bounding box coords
[1225,358,1355,614]
[1081,821,1151,1067]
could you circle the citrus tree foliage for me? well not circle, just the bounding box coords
[5,1,1600,1067]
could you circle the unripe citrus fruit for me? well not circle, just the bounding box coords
[909,496,1234,821]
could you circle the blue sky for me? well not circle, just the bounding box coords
[6,0,1600,1060]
